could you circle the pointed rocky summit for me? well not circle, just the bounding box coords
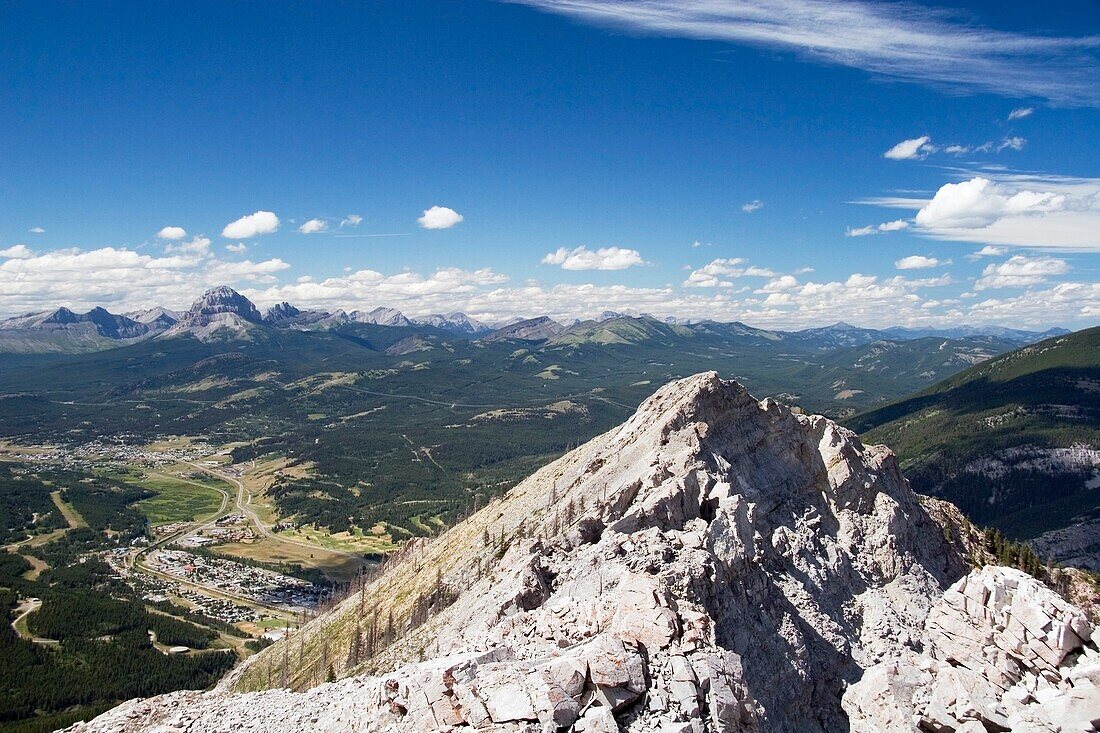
[67,373,1100,732]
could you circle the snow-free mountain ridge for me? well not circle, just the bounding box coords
[66,372,1100,732]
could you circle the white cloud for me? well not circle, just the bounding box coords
[542,246,646,271]
[684,258,745,287]
[968,282,1100,326]
[1008,107,1034,120]
[221,210,280,239]
[2,244,1093,329]
[884,135,935,160]
[163,236,212,262]
[916,176,1066,229]
[741,200,764,213]
[894,255,942,270]
[340,214,363,228]
[851,196,930,209]
[878,219,910,232]
[225,243,248,253]
[298,218,328,234]
[206,258,291,284]
[943,137,1027,156]
[967,245,1007,260]
[0,245,33,259]
[28,227,45,234]
[156,226,187,240]
[846,219,910,236]
[513,1,1100,106]
[0,244,291,315]
[975,254,1070,289]
[859,171,1100,250]
[417,206,464,230]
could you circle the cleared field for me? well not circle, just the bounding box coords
[123,472,228,525]
[50,490,88,528]
[280,524,397,556]
[214,536,370,583]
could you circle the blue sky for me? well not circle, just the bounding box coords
[0,0,1098,328]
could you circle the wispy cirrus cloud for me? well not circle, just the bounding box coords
[510,0,1100,106]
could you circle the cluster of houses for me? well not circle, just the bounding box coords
[148,549,322,612]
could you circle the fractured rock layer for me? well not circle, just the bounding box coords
[67,373,1099,732]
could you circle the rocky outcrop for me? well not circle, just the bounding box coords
[413,312,492,337]
[348,307,413,328]
[66,373,1100,732]
[164,286,264,341]
[481,316,565,342]
[844,566,1100,732]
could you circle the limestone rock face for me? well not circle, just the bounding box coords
[65,373,1099,732]
[844,565,1100,732]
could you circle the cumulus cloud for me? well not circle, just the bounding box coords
[916,177,1066,229]
[741,200,764,213]
[878,219,910,232]
[28,227,45,234]
[1008,107,1034,120]
[417,206,464,229]
[340,214,363,228]
[967,245,1007,260]
[298,218,328,234]
[225,243,248,253]
[846,219,910,236]
[0,245,34,259]
[541,246,646,271]
[968,282,1099,325]
[884,136,934,160]
[683,259,778,288]
[895,255,942,270]
[2,243,1091,328]
[975,254,1070,289]
[0,244,291,315]
[221,211,280,239]
[157,226,187,240]
[859,171,1100,249]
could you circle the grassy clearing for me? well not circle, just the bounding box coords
[115,472,228,525]
[280,524,397,555]
[49,490,87,529]
[214,536,369,583]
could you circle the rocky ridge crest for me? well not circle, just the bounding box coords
[67,373,1099,732]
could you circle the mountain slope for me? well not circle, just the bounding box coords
[849,327,1100,561]
[481,316,564,342]
[0,306,162,353]
[66,374,1099,733]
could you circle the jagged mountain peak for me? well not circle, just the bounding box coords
[264,301,302,323]
[186,285,263,322]
[161,285,264,341]
[63,373,1100,732]
[347,306,412,327]
[413,312,491,336]
[481,315,565,342]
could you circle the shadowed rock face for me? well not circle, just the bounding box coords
[65,373,1098,733]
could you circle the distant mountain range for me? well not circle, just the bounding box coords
[0,285,1069,354]
[0,286,1095,568]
